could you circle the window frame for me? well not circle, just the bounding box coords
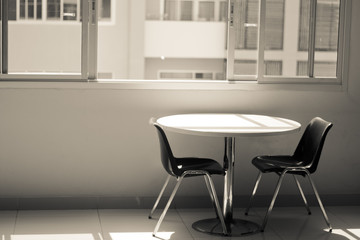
[0,0,352,86]
[0,0,96,81]
[226,0,351,85]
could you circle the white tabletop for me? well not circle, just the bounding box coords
[156,114,301,137]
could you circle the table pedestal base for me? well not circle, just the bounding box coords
[192,218,260,236]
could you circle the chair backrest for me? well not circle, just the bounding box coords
[152,122,179,177]
[293,117,333,174]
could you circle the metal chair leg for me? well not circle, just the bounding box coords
[153,175,184,237]
[261,170,287,232]
[245,171,262,215]
[306,172,332,232]
[205,173,229,236]
[204,175,220,219]
[149,175,171,219]
[293,175,311,215]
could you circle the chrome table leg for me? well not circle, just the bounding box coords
[192,137,260,236]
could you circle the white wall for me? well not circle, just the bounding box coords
[0,1,359,206]
[145,21,226,58]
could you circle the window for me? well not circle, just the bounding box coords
[181,1,193,20]
[234,60,282,76]
[149,0,223,22]
[0,0,94,80]
[99,0,111,20]
[227,0,349,83]
[0,0,351,84]
[20,0,42,20]
[47,0,60,19]
[198,1,215,21]
[297,61,337,77]
[63,0,77,21]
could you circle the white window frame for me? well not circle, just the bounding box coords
[0,0,351,85]
[226,0,351,84]
[0,0,96,81]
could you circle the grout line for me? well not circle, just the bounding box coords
[96,209,105,240]
[12,209,19,235]
[175,208,196,240]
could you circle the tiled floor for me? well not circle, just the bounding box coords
[0,206,359,240]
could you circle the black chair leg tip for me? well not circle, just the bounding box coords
[148,216,152,219]
[245,212,248,216]
[308,212,312,215]
[329,229,333,233]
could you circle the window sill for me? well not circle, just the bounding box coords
[0,79,345,92]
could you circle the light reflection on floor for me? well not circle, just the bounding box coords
[0,207,358,240]
[110,232,174,240]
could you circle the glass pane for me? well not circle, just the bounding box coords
[314,0,339,77]
[219,1,228,21]
[198,1,215,21]
[6,0,82,74]
[181,1,193,21]
[99,0,111,20]
[47,0,60,20]
[8,0,17,20]
[146,0,161,20]
[264,61,282,76]
[297,61,337,77]
[98,0,227,80]
[36,0,42,19]
[265,0,284,50]
[63,0,77,21]
[160,72,193,79]
[28,0,34,19]
[299,0,310,51]
[20,0,26,19]
[263,0,286,76]
[298,0,339,78]
[234,0,258,50]
[233,0,259,77]
[164,0,177,20]
[195,72,213,79]
[234,60,257,75]
[297,61,308,76]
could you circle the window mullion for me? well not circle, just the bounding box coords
[88,0,98,80]
[81,0,89,79]
[226,0,235,81]
[336,0,350,82]
[1,0,9,74]
[308,0,317,78]
[257,0,266,82]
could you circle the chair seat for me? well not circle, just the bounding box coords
[252,155,305,174]
[175,157,225,176]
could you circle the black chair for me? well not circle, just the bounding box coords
[149,119,228,237]
[245,117,333,232]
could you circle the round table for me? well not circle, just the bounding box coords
[156,114,301,236]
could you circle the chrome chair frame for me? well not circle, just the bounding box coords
[149,119,228,237]
[150,170,228,237]
[245,168,332,232]
[245,117,333,232]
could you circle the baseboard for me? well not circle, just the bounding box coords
[0,194,359,210]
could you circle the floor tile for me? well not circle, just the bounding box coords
[327,206,360,240]
[0,211,17,240]
[1,206,358,240]
[99,209,193,240]
[254,207,345,240]
[12,210,102,240]
[177,208,278,240]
